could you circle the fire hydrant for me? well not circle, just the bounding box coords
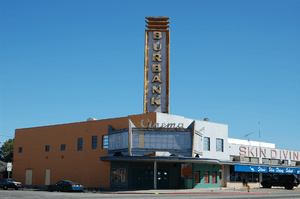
[247,185,251,192]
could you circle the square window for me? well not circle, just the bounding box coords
[78,138,83,151]
[19,147,23,153]
[111,168,126,182]
[45,145,50,152]
[61,144,66,151]
[102,135,108,149]
[92,136,98,149]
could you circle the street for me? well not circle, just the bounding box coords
[1,189,300,199]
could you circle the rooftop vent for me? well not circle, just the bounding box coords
[87,117,97,121]
[203,118,209,122]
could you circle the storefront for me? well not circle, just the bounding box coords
[101,156,221,189]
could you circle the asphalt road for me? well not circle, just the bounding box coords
[1,190,300,199]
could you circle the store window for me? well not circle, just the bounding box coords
[181,163,193,180]
[229,166,260,182]
[204,171,210,183]
[45,145,50,152]
[119,169,126,182]
[111,168,126,182]
[102,135,108,149]
[204,137,210,151]
[92,136,98,149]
[61,144,66,151]
[216,138,223,152]
[195,171,200,183]
[78,138,83,151]
[112,169,118,182]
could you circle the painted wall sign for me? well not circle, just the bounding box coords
[268,167,296,174]
[140,118,184,128]
[144,17,170,113]
[238,145,300,161]
[234,165,268,173]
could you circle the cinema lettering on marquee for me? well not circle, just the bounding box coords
[140,118,184,129]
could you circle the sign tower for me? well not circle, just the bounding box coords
[143,17,170,113]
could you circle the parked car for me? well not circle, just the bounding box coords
[0,178,22,190]
[47,180,84,192]
[261,174,299,189]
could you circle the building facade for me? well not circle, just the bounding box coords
[13,112,300,189]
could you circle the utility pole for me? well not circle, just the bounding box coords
[258,122,262,183]
[259,122,261,157]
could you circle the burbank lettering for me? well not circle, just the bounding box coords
[151,31,163,106]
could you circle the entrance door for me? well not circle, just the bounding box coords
[132,169,154,189]
[45,169,50,185]
[132,169,143,189]
[157,170,169,189]
[25,170,32,185]
[143,169,154,189]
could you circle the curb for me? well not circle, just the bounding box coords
[113,191,269,194]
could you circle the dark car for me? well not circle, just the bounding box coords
[47,180,84,192]
[0,178,22,190]
[261,174,299,189]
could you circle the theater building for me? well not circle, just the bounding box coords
[13,17,300,189]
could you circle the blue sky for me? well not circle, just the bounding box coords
[0,0,299,150]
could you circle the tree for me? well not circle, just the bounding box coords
[0,139,14,162]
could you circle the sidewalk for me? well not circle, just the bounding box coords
[105,187,269,194]
[107,187,300,194]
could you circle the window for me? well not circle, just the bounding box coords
[112,169,118,182]
[19,147,23,153]
[102,135,108,149]
[78,138,83,151]
[204,171,210,183]
[216,138,223,152]
[195,170,200,183]
[212,171,217,183]
[204,137,210,151]
[92,136,98,149]
[181,163,193,180]
[61,144,66,151]
[111,168,126,182]
[119,169,126,182]
[45,145,50,152]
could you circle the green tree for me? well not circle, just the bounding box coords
[0,139,14,162]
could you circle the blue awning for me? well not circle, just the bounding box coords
[234,165,268,173]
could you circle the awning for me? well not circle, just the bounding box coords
[234,165,268,173]
[100,156,220,164]
[234,165,300,174]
